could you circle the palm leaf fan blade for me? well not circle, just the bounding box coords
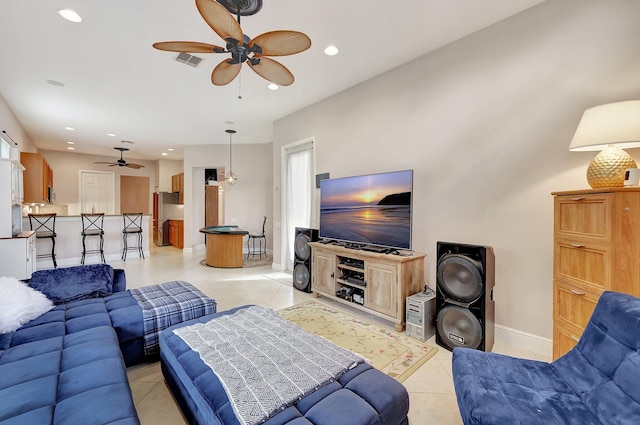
[248,57,294,86]
[152,41,226,53]
[195,0,243,42]
[250,31,311,57]
[212,59,242,86]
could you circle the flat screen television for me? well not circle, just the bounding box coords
[319,169,413,250]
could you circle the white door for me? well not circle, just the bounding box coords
[80,171,115,214]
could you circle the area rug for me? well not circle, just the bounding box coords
[278,301,438,382]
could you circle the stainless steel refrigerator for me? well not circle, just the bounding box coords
[153,192,180,246]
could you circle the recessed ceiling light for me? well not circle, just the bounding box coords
[46,80,65,87]
[66,141,75,145]
[65,126,75,131]
[58,9,82,23]
[107,133,116,137]
[167,148,175,152]
[161,152,168,156]
[324,45,339,56]
[267,83,279,90]
[67,146,76,150]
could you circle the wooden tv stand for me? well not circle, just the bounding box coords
[309,242,426,331]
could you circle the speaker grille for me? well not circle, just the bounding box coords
[437,254,483,303]
[293,263,310,291]
[294,233,312,261]
[436,305,483,350]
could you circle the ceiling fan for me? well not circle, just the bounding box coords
[152,0,311,86]
[94,147,145,169]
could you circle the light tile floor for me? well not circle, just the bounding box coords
[112,245,550,425]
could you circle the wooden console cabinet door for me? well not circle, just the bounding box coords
[365,262,397,317]
[312,250,336,295]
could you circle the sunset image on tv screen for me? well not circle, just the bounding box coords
[320,170,412,249]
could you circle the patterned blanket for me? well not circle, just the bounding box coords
[130,281,216,355]
[174,305,364,425]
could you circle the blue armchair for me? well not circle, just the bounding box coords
[452,291,640,424]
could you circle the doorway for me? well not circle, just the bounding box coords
[282,139,315,271]
[120,176,150,214]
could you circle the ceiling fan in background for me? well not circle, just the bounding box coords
[94,147,145,169]
[152,0,311,86]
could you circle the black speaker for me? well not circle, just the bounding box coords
[293,227,319,292]
[435,241,495,352]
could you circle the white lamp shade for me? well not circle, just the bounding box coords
[569,100,640,151]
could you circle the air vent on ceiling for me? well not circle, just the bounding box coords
[175,52,204,68]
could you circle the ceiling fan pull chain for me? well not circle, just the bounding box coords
[238,71,243,100]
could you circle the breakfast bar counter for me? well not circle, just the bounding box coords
[200,225,248,268]
[22,214,151,268]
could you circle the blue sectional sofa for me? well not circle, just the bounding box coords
[0,264,216,425]
[0,268,141,424]
[452,291,640,425]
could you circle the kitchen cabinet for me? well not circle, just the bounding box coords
[0,231,36,280]
[171,172,184,204]
[20,152,52,204]
[168,219,184,249]
[309,242,425,331]
[0,158,24,238]
[552,188,640,359]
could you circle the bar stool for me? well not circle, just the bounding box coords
[81,213,105,264]
[247,216,267,260]
[28,213,57,268]
[122,212,144,261]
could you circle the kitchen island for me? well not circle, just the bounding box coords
[22,214,151,268]
[200,225,248,268]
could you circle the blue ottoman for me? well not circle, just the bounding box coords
[159,306,410,425]
[129,280,217,360]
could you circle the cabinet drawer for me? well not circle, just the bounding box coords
[554,194,612,242]
[554,240,611,292]
[553,322,583,360]
[553,281,600,332]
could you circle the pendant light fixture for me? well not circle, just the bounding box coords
[225,129,238,185]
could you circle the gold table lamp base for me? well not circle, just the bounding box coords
[586,145,637,188]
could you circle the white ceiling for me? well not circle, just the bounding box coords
[0,0,546,161]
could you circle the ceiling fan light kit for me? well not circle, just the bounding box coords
[153,0,310,87]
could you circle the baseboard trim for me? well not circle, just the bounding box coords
[495,324,552,358]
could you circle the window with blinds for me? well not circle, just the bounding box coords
[0,136,10,159]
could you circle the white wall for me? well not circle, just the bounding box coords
[183,143,273,251]
[0,94,37,153]
[272,0,640,340]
